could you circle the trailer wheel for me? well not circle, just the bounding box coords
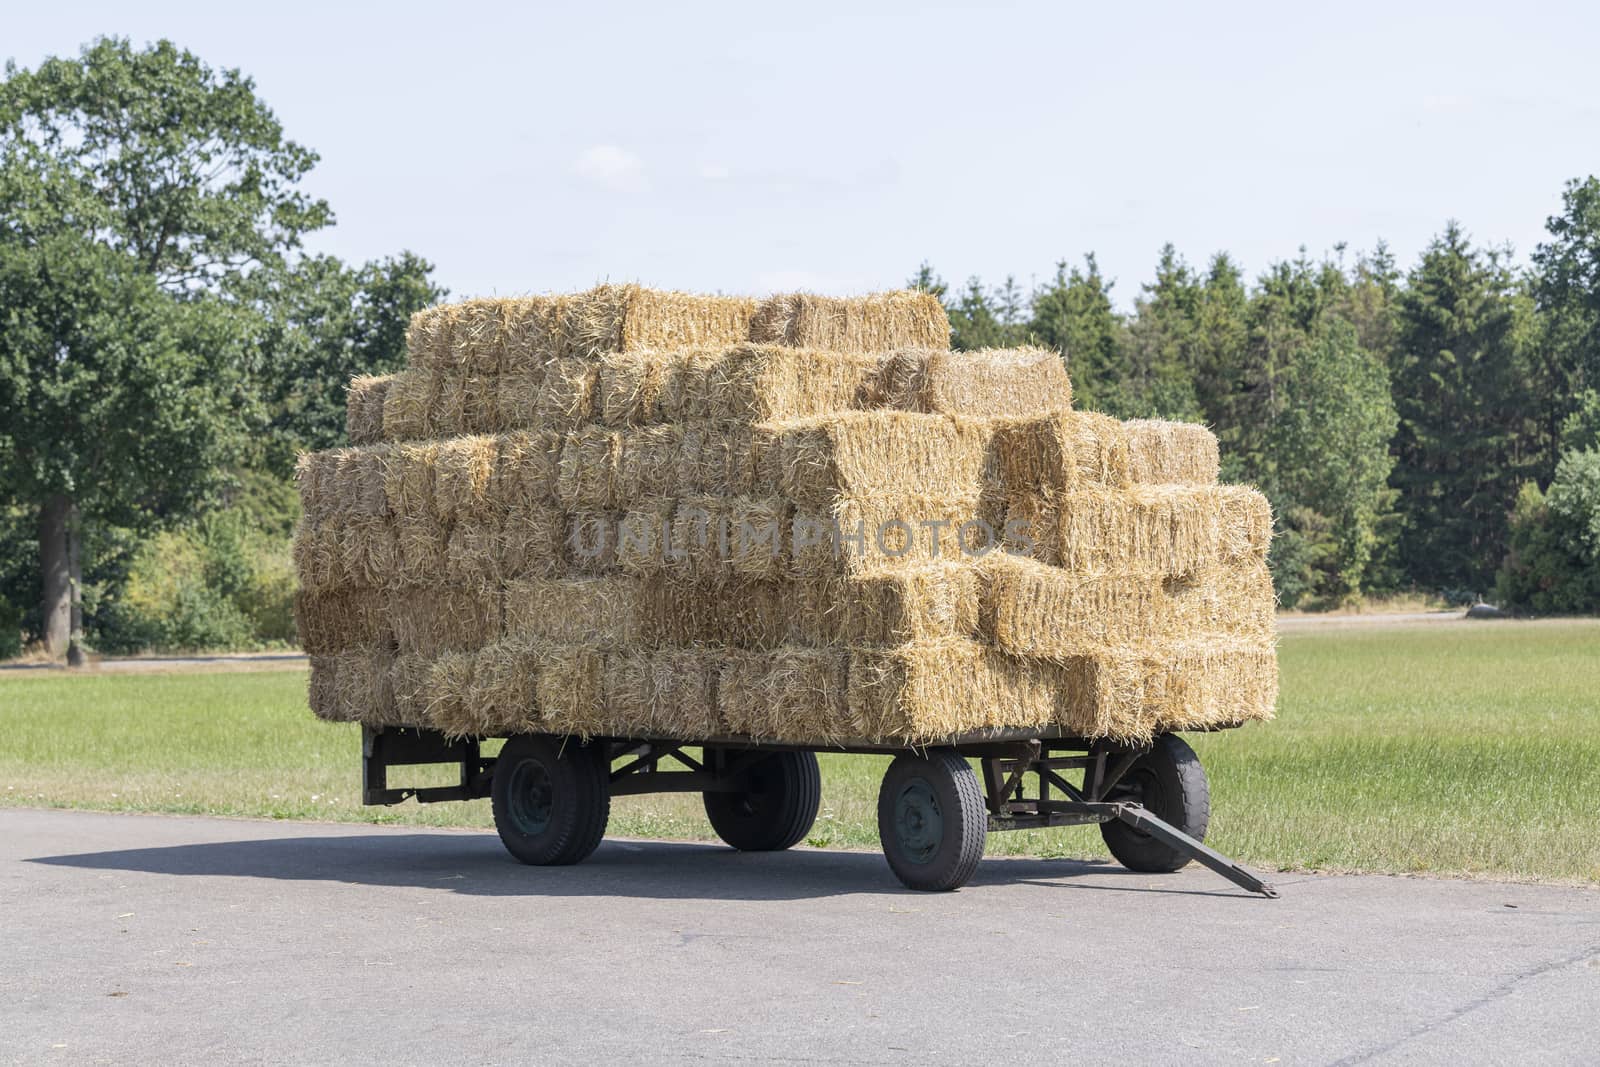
[703,751,821,851]
[492,734,610,866]
[1099,733,1210,873]
[877,750,987,891]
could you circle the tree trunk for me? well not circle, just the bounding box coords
[38,495,71,659]
[38,494,86,665]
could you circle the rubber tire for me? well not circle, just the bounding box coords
[1099,733,1210,873]
[492,734,610,866]
[877,750,987,892]
[703,751,822,852]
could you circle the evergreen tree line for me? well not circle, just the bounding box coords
[910,189,1600,611]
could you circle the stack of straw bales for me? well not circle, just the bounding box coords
[299,284,1276,745]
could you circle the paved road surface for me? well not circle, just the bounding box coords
[2,809,1596,1065]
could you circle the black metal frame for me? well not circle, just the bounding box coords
[359,725,1277,897]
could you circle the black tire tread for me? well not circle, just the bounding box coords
[492,735,611,866]
[1100,733,1209,873]
[704,751,822,852]
[877,750,987,892]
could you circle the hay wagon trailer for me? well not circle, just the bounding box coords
[360,723,1277,896]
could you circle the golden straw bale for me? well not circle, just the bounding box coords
[347,374,392,445]
[492,431,562,508]
[381,441,439,517]
[989,411,1130,497]
[404,305,455,371]
[448,298,511,377]
[615,498,680,576]
[779,411,991,509]
[813,564,981,646]
[639,578,791,650]
[339,517,399,588]
[1123,420,1221,486]
[658,348,724,419]
[567,284,758,360]
[565,510,624,575]
[718,647,851,742]
[790,491,985,578]
[308,656,342,721]
[295,588,392,655]
[455,640,542,737]
[892,347,1072,417]
[1217,485,1274,562]
[389,587,501,657]
[601,649,723,738]
[535,358,601,429]
[614,424,685,501]
[502,295,572,368]
[748,291,950,352]
[557,427,622,509]
[503,575,647,645]
[433,435,499,522]
[422,650,477,736]
[392,513,449,587]
[494,366,546,431]
[701,345,884,422]
[390,652,433,725]
[333,447,390,520]
[598,351,666,426]
[534,644,606,735]
[331,647,398,726]
[499,505,566,580]
[292,520,341,594]
[380,369,435,441]
[446,517,502,591]
[848,638,1062,743]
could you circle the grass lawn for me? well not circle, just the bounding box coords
[3,620,1598,882]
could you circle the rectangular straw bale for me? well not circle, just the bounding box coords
[534,644,606,735]
[392,513,449,587]
[639,578,792,650]
[389,587,501,657]
[675,495,792,580]
[447,298,511,377]
[749,291,951,352]
[600,649,723,739]
[658,348,724,419]
[557,427,622,509]
[615,498,677,576]
[779,411,991,508]
[293,451,336,528]
[333,447,390,519]
[612,424,781,503]
[492,430,562,508]
[565,510,624,574]
[598,351,667,425]
[567,284,758,360]
[404,305,455,371]
[535,357,601,429]
[1054,636,1278,742]
[308,656,342,721]
[718,647,850,742]
[699,344,885,422]
[499,505,565,580]
[494,366,546,431]
[977,554,1275,657]
[433,436,500,522]
[990,411,1130,497]
[295,588,392,655]
[390,652,432,725]
[381,441,438,517]
[503,575,647,646]
[291,520,341,593]
[347,374,392,445]
[446,516,502,591]
[1123,420,1221,486]
[421,650,476,737]
[380,368,435,441]
[799,564,982,646]
[454,640,542,737]
[502,295,572,368]
[895,347,1073,417]
[331,647,398,726]
[614,424,685,500]
[790,491,984,578]
[848,638,1063,743]
[339,516,399,588]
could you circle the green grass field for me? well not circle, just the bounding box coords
[3,621,1597,882]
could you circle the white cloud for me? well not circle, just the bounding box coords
[573,145,646,193]
[699,163,731,181]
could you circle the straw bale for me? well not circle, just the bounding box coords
[331,647,398,725]
[615,498,677,575]
[1054,637,1278,742]
[989,411,1130,497]
[500,505,566,580]
[718,647,851,742]
[700,344,885,423]
[810,564,981,646]
[658,348,725,419]
[612,423,781,503]
[447,298,511,377]
[535,357,601,429]
[503,295,572,368]
[598,351,667,426]
[448,640,541,737]
[978,553,1275,657]
[1123,420,1221,486]
[389,587,501,657]
[404,305,455,371]
[433,435,500,522]
[748,291,950,352]
[639,578,791,650]
[848,638,1063,743]
[308,655,341,721]
[390,651,433,725]
[392,513,449,587]
[600,649,723,738]
[421,650,477,736]
[566,284,758,360]
[614,425,686,501]
[564,510,622,575]
[446,517,502,591]
[295,588,392,655]
[790,491,984,577]
[494,366,546,431]
[339,516,399,588]
[380,369,435,441]
[618,496,792,580]
[780,411,991,508]
[381,441,439,518]
[492,430,562,508]
[533,644,606,735]
[893,347,1072,417]
[292,520,341,593]
[557,427,622,509]
[504,575,648,646]
[347,374,392,446]
[333,446,390,520]
[293,451,333,528]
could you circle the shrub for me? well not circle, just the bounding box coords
[1495,450,1600,614]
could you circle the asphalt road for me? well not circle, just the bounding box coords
[2,809,1596,1065]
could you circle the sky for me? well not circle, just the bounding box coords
[8,0,1600,306]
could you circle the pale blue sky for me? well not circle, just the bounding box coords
[9,1,1599,305]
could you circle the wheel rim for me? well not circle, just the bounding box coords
[507,757,555,836]
[1117,767,1164,838]
[893,776,943,865]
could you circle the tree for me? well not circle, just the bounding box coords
[1119,245,1203,421]
[1028,255,1124,412]
[0,37,331,660]
[1391,224,1531,592]
[1530,177,1600,463]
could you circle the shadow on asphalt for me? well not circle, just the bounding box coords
[28,832,1259,900]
